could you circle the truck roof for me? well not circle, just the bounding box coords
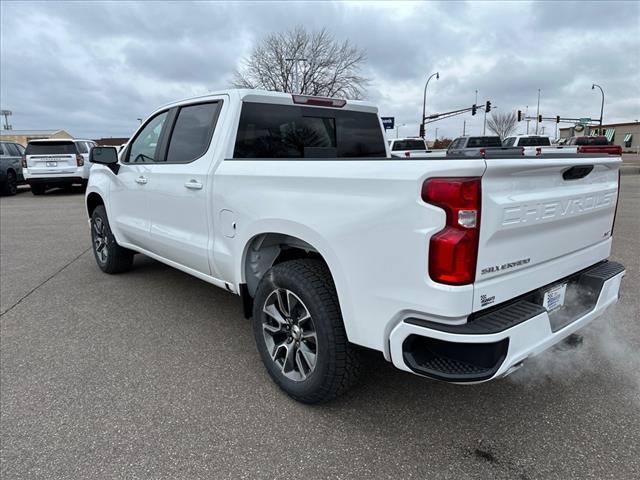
[158,89,378,114]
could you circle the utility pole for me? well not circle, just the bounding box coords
[483,106,487,135]
[1,110,12,130]
[525,105,529,134]
[535,89,541,135]
[286,57,308,93]
[592,83,605,126]
[463,120,466,136]
[475,90,478,105]
[421,72,439,138]
[435,127,438,140]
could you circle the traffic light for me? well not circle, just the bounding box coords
[485,101,491,113]
[471,104,477,116]
[517,110,522,121]
[556,115,560,124]
[538,114,542,123]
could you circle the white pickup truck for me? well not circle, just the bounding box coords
[388,137,445,158]
[86,90,625,403]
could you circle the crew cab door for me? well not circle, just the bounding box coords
[145,100,224,275]
[110,110,169,248]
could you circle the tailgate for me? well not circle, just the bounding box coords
[473,155,620,311]
[26,154,77,174]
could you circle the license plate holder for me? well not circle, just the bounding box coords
[543,283,567,312]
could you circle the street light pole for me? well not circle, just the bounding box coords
[592,83,604,126]
[535,89,541,135]
[421,72,439,138]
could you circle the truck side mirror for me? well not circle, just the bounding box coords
[89,146,119,174]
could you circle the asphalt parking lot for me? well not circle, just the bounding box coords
[1,178,639,480]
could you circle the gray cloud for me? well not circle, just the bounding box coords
[1,0,638,140]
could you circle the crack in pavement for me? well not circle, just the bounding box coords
[0,247,92,318]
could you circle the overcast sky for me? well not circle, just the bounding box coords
[1,0,639,140]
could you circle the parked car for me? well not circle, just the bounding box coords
[446,136,523,156]
[23,138,97,194]
[388,137,444,158]
[0,140,25,195]
[85,89,625,403]
[563,136,622,155]
[502,135,575,156]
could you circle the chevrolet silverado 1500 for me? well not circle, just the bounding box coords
[86,90,625,403]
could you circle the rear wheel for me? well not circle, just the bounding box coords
[1,170,18,196]
[30,184,46,195]
[252,259,361,403]
[91,205,134,274]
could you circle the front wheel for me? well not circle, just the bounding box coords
[90,205,134,274]
[252,259,361,403]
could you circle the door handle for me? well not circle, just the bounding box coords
[184,180,203,190]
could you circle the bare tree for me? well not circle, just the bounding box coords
[232,26,368,99]
[486,111,518,139]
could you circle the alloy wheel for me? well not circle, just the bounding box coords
[261,288,318,381]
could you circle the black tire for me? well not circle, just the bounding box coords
[1,170,18,196]
[252,259,361,404]
[90,205,134,274]
[30,184,46,195]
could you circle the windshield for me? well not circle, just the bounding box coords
[392,139,426,151]
[25,141,77,155]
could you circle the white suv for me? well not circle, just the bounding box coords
[23,138,96,195]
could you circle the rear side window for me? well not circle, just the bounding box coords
[76,142,88,154]
[25,141,77,155]
[166,102,220,163]
[233,103,386,158]
[392,139,426,151]
[6,144,20,156]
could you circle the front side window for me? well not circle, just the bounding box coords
[15,144,25,155]
[166,102,220,163]
[233,103,386,158]
[127,111,169,163]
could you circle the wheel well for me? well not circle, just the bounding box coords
[243,233,328,300]
[86,192,104,217]
[6,168,16,176]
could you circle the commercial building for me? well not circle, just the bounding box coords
[559,121,639,152]
[0,129,72,146]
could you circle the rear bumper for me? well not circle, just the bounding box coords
[26,176,86,186]
[24,166,89,181]
[389,261,625,383]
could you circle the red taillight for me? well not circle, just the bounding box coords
[291,94,346,108]
[76,154,84,166]
[405,151,411,158]
[21,156,27,168]
[422,177,481,285]
[479,148,486,157]
[535,147,542,156]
